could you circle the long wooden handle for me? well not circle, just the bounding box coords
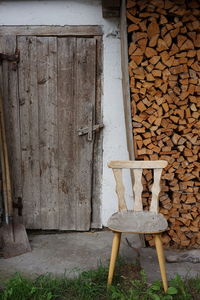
[0,109,9,223]
[0,92,13,218]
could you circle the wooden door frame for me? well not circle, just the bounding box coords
[0,25,102,36]
[0,25,103,228]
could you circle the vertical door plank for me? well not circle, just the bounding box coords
[37,37,59,229]
[57,37,76,230]
[0,36,22,214]
[74,38,96,230]
[18,36,41,228]
[91,36,102,228]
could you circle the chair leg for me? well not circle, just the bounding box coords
[154,234,168,292]
[107,231,121,286]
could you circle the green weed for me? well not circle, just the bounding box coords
[0,265,199,300]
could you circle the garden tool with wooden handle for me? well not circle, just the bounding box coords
[0,92,31,258]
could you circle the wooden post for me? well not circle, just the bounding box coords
[120,0,135,164]
[120,0,145,247]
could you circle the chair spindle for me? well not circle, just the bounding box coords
[113,169,127,211]
[132,168,143,211]
[150,168,163,213]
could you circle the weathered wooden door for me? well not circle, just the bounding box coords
[0,27,102,230]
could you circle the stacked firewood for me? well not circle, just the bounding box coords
[127,0,200,248]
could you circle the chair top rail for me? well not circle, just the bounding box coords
[108,160,168,169]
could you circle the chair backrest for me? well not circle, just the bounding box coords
[108,160,168,214]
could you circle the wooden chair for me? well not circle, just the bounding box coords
[107,160,168,292]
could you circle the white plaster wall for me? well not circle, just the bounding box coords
[0,0,133,226]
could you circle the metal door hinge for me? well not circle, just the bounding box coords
[13,197,23,216]
[0,49,20,70]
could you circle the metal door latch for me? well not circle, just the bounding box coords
[78,123,104,140]
[77,103,103,141]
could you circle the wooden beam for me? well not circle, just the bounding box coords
[0,25,103,36]
[120,0,145,247]
[102,0,121,18]
[120,0,135,162]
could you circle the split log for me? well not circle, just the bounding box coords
[127,0,200,249]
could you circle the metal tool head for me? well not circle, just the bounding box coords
[0,223,31,258]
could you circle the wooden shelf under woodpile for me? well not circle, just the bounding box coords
[127,0,200,248]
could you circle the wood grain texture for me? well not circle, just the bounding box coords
[150,168,163,213]
[154,234,168,292]
[1,29,102,230]
[110,161,167,213]
[74,38,96,230]
[19,36,98,230]
[57,37,76,230]
[0,36,22,214]
[91,36,103,228]
[107,211,168,233]
[37,37,59,229]
[127,0,200,249]
[0,94,9,221]
[0,26,102,36]
[108,160,168,169]
[120,0,145,247]
[120,0,135,162]
[107,231,121,286]
[18,36,41,228]
[132,168,143,211]
[108,161,168,234]
[113,169,127,211]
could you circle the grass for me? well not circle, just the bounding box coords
[0,262,199,300]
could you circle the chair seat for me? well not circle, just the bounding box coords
[107,211,168,234]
